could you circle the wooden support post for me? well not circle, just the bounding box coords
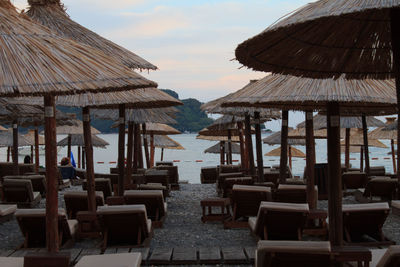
[390,8,400,181]
[82,148,85,169]
[288,145,292,170]
[7,147,10,162]
[67,134,71,159]
[237,122,246,168]
[227,129,232,165]
[161,148,164,161]
[30,146,33,163]
[360,146,364,171]
[245,115,255,176]
[142,124,150,169]
[34,127,39,173]
[362,115,370,176]
[345,128,350,170]
[392,139,397,174]
[305,111,316,209]
[82,107,96,212]
[279,110,289,184]
[44,95,59,252]
[133,123,139,173]
[137,126,144,169]
[117,104,126,196]
[254,112,264,183]
[77,146,81,169]
[12,121,19,175]
[126,122,134,184]
[327,102,343,247]
[220,141,225,165]
[150,133,155,167]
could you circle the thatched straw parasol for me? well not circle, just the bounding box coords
[0,0,158,252]
[26,0,156,70]
[107,108,178,125]
[143,135,184,161]
[57,134,109,148]
[142,123,181,135]
[0,130,32,147]
[196,135,240,142]
[233,0,400,247]
[205,142,241,154]
[53,120,101,135]
[297,114,385,130]
[265,146,306,158]
[24,130,45,145]
[264,130,305,146]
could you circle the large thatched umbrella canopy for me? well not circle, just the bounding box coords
[263,130,306,146]
[198,127,254,137]
[266,146,306,158]
[26,0,156,70]
[142,123,181,135]
[57,134,109,148]
[103,108,178,125]
[24,130,45,145]
[52,120,101,135]
[205,142,241,154]
[147,135,184,150]
[196,135,240,142]
[0,130,32,147]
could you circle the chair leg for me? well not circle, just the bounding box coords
[101,230,108,253]
[137,228,142,245]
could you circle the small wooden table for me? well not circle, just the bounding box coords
[332,246,372,267]
[200,198,231,223]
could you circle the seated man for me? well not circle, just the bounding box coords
[59,157,76,180]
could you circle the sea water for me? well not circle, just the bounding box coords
[6,133,396,184]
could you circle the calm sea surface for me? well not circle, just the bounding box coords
[5,133,396,184]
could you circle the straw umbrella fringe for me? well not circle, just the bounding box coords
[57,134,109,148]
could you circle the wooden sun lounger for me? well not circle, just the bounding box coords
[255,240,332,267]
[155,165,179,189]
[2,179,41,208]
[82,178,113,199]
[0,257,23,267]
[75,252,142,267]
[138,183,168,199]
[64,191,104,219]
[343,202,395,246]
[274,184,318,204]
[249,201,309,240]
[15,208,77,248]
[3,175,46,197]
[342,172,368,192]
[369,245,400,267]
[224,185,272,229]
[200,166,218,184]
[360,177,398,202]
[145,169,170,187]
[0,204,17,223]
[223,177,254,198]
[97,205,152,252]
[124,190,167,228]
[369,166,386,177]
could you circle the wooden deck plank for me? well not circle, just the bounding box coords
[171,247,197,265]
[130,247,150,263]
[199,247,221,264]
[148,247,173,265]
[244,247,256,264]
[222,247,247,264]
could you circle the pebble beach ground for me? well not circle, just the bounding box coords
[1,183,400,253]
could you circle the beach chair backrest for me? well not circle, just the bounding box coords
[376,245,400,267]
[82,178,112,199]
[124,190,165,219]
[275,184,317,203]
[232,185,272,218]
[3,175,46,195]
[3,178,34,202]
[342,172,368,189]
[314,163,328,200]
[64,191,104,219]
[367,178,397,199]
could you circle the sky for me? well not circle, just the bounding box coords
[11,0,343,131]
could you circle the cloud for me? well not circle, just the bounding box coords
[65,0,148,10]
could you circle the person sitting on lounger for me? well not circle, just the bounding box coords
[59,157,76,180]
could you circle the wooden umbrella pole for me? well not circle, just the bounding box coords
[67,134,71,159]
[390,8,400,181]
[30,146,33,163]
[126,122,134,184]
[245,115,255,176]
[44,95,59,252]
[288,145,292,170]
[150,133,155,167]
[327,102,343,247]
[142,124,150,168]
[77,146,81,168]
[237,122,246,168]
[12,121,19,175]
[227,129,232,165]
[345,128,350,170]
[137,126,144,169]
[220,141,225,165]
[117,104,126,196]
[279,110,289,184]
[305,111,316,209]
[391,139,397,174]
[254,112,264,183]
[133,123,139,173]
[7,147,10,162]
[360,146,364,171]
[82,148,85,169]
[362,115,370,176]
[34,127,39,173]
[161,148,164,161]
[82,107,96,212]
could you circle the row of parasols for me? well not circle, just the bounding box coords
[0,0,188,252]
[196,0,400,248]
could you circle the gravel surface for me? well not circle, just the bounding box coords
[1,184,400,251]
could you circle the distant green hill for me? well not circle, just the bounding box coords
[56,89,213,133]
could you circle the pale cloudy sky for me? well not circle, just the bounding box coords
[12,0,320,130]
